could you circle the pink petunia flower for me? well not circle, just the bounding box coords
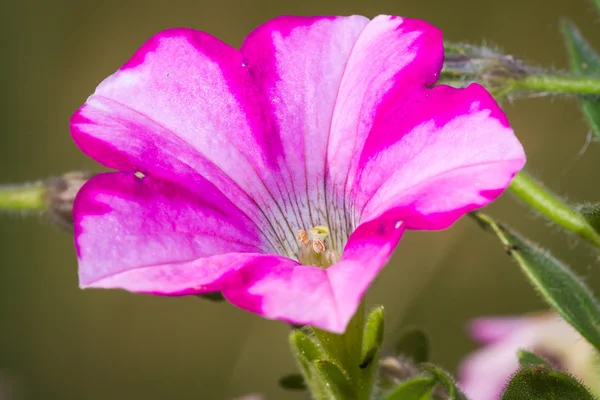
[459,313,600,399]
[70,15,525,333]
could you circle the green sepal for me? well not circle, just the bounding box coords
[560,19,600,139]
[289,329,323,371]
[517,350,551,368]
[361,306,385,369]
[502,365,597,399]
[421,363,468,400]
[472,212,600,352]
[312,360,357,400]
[395,328,430,364]
[383,377,437,400]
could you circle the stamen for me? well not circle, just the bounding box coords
[297,229,310,244]
[296,225,340,269]
[312,238,326,253]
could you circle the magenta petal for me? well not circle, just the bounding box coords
[356,83,525,229]
[74,172,270,293]
[223,213,406,333]
[327,16,444,214]
[71,18,373,253]
[470,316,525,344]
[459,338,522,400]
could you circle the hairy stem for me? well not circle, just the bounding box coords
[509,172,600,247]
[0,182,46,213]
[513,74,600,95]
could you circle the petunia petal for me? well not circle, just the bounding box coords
[74,172,270,293]
[355,83,524,229]
[223,212,405,332]
[324,15,524,230]
[326,16,444,233]
[71,17,371,256]
[470,316,526,344]
[459,336,524,400]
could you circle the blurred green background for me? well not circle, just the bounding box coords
[1,0,599,399]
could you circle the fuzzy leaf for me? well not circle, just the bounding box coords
[395,328,430,364]
[560,19,600,138]
[472,213,600,352]
[422,363,468,400]
[502,365,596,399]
[517,350,551,368]
[383,377,437,400]
[578,203,600,235]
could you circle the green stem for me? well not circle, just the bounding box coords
[509,171,600,247]
[0,182,46,212]
[513,75,600,95]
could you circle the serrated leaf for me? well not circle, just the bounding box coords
[517,350,551,368]
[422,363,468,400]
[312,360,357,400]
[472,212,600,352]
[560,19,600,138]
[278,373,306,391]
[395,328,430,364]
[383,377,437,400]
[502,365,597,399]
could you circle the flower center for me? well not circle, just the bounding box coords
[296,225,341,268]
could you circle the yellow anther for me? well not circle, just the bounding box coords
[297,230,310,244]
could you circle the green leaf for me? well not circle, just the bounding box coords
[502,365,597,399]
[278,373,307,391]
[395,328,430,364]
[560,19,600,138]
[422,363,468,400]
[472,212,600,351]
[312,360,357,400]
[517,350,551,368]
[383,377,437,400]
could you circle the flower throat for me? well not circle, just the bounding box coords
[296,225,341,268]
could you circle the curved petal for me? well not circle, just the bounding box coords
[323,15,524,230]
[326,16,444,233]
[355,83,524,229]
[71,17,370,256]
[459,337,523,400]
[74,172,270,293]
[470,316,526,344]
[223,213,405,333]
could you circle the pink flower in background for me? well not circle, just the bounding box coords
[70,15,524,333]
[459,313,600,399]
